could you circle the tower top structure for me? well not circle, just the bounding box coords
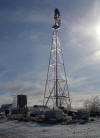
[52,8,61,29]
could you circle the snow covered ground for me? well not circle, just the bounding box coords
[0,118,100,138]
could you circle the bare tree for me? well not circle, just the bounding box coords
[84,96,100,114]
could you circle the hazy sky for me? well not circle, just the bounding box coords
[0,0,100,108]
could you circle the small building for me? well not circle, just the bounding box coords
[1,104,12,116]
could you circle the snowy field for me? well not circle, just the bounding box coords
[0,119,100,138]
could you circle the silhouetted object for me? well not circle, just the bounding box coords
[52,8,61,29]
[1,104,12,116]
[54,8,60,19]
[1,104,12,112]
[17,95,27,113]
[5,110,9,117]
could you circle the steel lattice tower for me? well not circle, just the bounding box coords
[43,9,71,109]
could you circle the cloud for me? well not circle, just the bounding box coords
[62,2,100,76]
[0,93,12,106]
[71,90,100,108]
[0,80,44,106]
[68,76,88,89]
[1,0,100,109]
[0,78,100,108]
[91,50,100,62]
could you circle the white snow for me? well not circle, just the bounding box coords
[0,118,100,138]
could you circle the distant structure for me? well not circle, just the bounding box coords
[11,94,27,114]
[43,9,71,110]
[17,95,27,111]
[1,104,12,116]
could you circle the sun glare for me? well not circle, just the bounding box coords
[95,25,100,37]
[94,50,100,61]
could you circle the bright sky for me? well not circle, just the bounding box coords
[0,0,100,108]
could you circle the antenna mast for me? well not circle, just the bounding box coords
[43,9,71,109]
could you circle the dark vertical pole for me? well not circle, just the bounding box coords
[55,29,58,107]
